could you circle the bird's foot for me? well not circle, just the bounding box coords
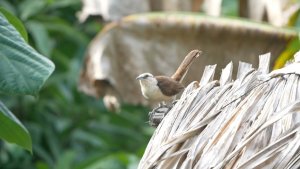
[148,106,170,127]
[171,100,179,106]
[148,101,179,127]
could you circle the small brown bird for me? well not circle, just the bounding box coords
[136,50,201,103]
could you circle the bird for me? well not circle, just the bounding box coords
[136,50,201,104]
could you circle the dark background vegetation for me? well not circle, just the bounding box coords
[0,0,299,169]
[0,0,152,168]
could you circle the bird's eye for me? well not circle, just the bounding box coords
[144,74,149,78]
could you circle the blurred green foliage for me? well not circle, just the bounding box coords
[0,0,300,169]
[273,3,300,69]
[0,0,153,169]
[221,0,238,16]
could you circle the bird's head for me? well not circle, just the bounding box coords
[136,73,157,86]
[136,73,154,81]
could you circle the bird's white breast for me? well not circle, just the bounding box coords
[139,80,171,102]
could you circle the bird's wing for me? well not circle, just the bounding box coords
[156,76,184,96]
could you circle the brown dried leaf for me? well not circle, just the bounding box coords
[79,13,298,107]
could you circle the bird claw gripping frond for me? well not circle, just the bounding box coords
[148,100,179,127]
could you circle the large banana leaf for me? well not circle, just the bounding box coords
[0,12,54,152]
[0,14,55,95]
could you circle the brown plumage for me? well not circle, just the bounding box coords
[136,50,201,103]
[156,76,184,96]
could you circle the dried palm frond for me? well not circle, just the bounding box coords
[138,51,300,169]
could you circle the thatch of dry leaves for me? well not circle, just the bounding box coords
[138,52,300,169]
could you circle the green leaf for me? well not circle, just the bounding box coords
[75,152,139,169]
[76,154,124,169]
[48,0,81,9]
[274,38,300,69]
[0,6,28,42]
[0,101,32,152]
[19,0,46,20]
[42,18,89,44]
[0,14,55,95]
[26,21,54,56]
[54,150,76,169]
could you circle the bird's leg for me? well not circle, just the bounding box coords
[158,101,167,107]
[152,101,168,112]
[158,102,163,107]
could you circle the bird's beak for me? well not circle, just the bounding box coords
[136,75,143,80]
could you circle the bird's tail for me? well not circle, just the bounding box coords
[171,50,201,82]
